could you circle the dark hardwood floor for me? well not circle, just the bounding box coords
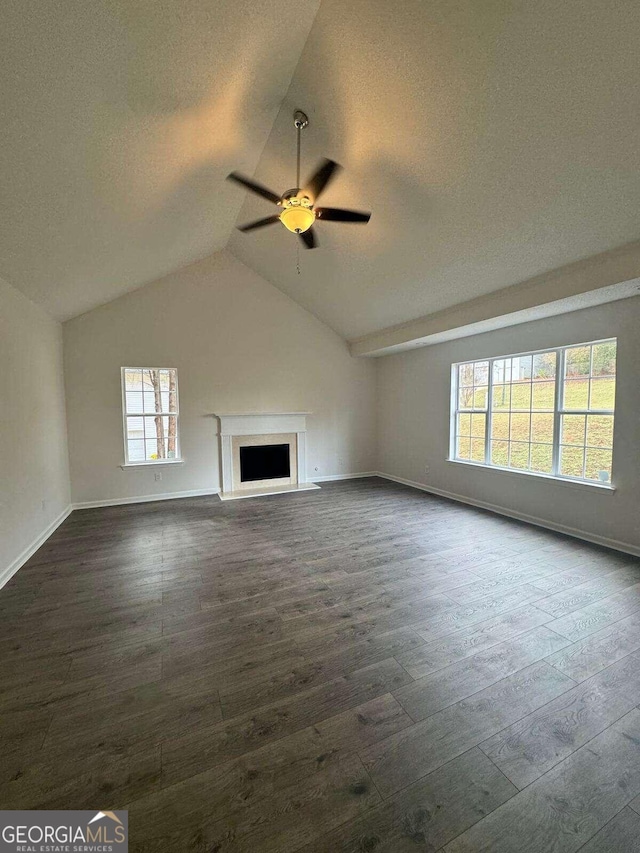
[2,477,640,851]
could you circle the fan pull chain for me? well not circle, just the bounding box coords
[296,242,301,275]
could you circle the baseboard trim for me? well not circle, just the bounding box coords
[73,488,220,510]
[74,478,376,506]
[375,472,640,558]
[312,472,378,483]
[0,504,73,591]
[4,475,635,593]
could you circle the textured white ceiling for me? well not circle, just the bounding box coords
[0,0,319,319]
[229,0,640,339]
[2,0,639,334]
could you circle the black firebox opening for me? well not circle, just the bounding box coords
[240,443,291,482]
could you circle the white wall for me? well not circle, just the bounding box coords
[377,296,640,553]
[5,235,636,571]
[0,278,71,581]
[63,251,377,505]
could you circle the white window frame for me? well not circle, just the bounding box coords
[121,367,182,467]
[449,338,616,488]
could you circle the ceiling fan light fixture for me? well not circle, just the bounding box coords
[227,110,371,248]
[279,198,316,233]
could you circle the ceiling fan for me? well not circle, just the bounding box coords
[227,110,371,249]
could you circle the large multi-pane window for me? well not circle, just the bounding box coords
[451,339,616,484]
[122,368,180,463]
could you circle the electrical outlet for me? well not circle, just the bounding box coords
[41,499,46,511]
[424,465,430,476]
[154,472,162,482]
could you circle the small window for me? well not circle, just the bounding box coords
[122,368,180,463]
[451,339,616,485]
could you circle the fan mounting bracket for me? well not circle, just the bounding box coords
[293,110,309,130]
[282,188,311,203]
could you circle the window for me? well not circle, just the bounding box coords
[451,339,616,485]
[122,368,180,464]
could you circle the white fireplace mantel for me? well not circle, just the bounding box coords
[217,412,311,437]
[214,412,319,500]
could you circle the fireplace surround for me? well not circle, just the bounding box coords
[215,412,320,500]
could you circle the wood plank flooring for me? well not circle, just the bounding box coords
[2,477,640,852]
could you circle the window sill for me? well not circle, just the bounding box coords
[447,458,615,493]
[120,460,184,469]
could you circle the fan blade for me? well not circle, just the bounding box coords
[304,159,341,202]
[238,215,281,232]
[299,228,317,249]
[315,207,371,223]
[227,172,281,205]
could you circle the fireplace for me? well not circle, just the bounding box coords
[231,432,297,490]
[240,443,291,482]
[215,412,320,500]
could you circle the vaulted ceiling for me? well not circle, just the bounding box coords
[3,0,640,336]
[0,0,319,319]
